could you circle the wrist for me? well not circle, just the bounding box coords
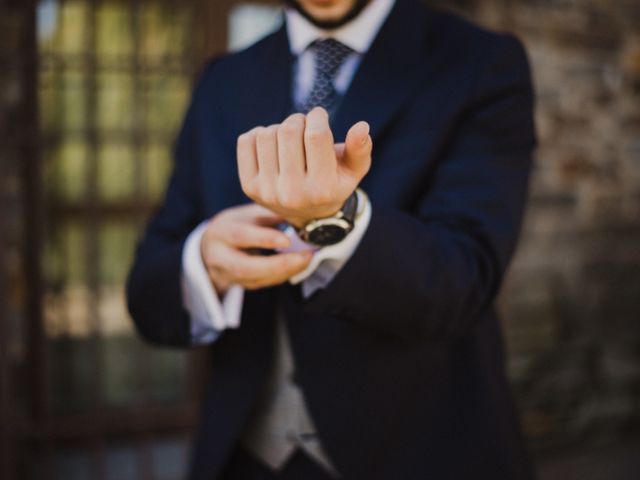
[294,190,360,246]
[285,204,344,229]
[199,230,231,297]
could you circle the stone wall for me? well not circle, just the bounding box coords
[434,0,640,452]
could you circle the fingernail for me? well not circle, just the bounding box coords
[360,122,370,144]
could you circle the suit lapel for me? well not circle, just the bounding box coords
[236,24,294,131]
[331,0,432,142]
[233,0,435,144]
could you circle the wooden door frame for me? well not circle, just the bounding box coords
[1,0,39,479]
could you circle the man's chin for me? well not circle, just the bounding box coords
[284,0,371,30]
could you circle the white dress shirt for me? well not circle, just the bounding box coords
[182,0,396,344]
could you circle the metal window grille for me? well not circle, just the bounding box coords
[30,1,202,478]
[7,1,284,478]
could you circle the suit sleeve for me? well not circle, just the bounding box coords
[126,62,216,347]
[300,35,537,342]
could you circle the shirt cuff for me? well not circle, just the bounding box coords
[279,190,372,295]
[181,222,245,343]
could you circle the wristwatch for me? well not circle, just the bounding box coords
[297,190,361,246]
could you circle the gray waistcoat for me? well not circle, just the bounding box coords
[240,308,339,477]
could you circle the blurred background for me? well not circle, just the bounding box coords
[0,0,638,479]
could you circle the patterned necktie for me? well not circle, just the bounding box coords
[298,38,354,114]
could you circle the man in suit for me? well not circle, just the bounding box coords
[126,0,537,478]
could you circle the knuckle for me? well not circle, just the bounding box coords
[258,184,277,205]
[285,113,306,126]
[304,128,330,143]
[227,228,244,246]
[203,245,222,269]
[255,126,270,142]
[206,213,222,229]
[200,245,214,266]
[237,132,252,148]
[257,232,273,246]
[279,122,301,139]
[289,113,306,122]
[239,126,262,143]
[203,245,220,264]
[277,189,304,210]
[228,263,246,280]
[239,174,256,195]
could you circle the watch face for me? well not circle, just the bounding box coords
[308,224,348,246]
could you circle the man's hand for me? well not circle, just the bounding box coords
[237,107,372,228]
[200,204,313,296]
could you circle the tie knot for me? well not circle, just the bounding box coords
[311,38,354,77]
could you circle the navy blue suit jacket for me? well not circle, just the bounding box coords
[127,0,537,478]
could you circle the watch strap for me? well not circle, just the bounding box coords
[297,190,359,245]
[340,190,359,225]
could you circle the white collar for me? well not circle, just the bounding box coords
[285,0,396,55]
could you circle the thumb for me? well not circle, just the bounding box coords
[341,121,372,177]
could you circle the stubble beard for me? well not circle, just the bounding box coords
[283,0,372,30]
